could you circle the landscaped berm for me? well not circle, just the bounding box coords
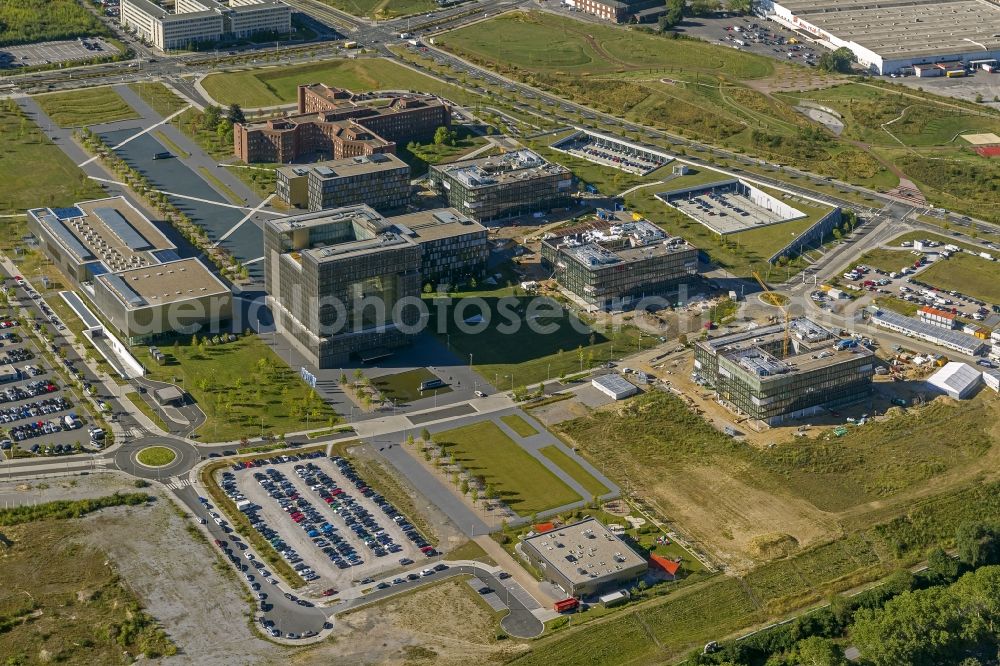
[136,446,176,467]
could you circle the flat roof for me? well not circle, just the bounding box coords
[96,258,230,309]
[543,216,694,270]
[388,208,487,242]
[773,0,1000,60]
[269,205,417,263]
[523,518,647,587]
[29,197,175,273]
[434,149,570,189]
[872,309,987,353]
[592,373,638,395]
[276,153,407,181]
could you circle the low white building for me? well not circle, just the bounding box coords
[983,368,1000,393]
[592,373,639,400]
[926,362,982,399]
[121,0,290,51]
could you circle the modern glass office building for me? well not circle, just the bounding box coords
[694,318,875,425]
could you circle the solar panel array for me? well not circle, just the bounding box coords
[101,272,148,308]
[93,207,152,252]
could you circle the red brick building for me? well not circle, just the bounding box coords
[234,84,451,163]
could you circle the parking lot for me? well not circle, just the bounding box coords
[679,14,822,66]
[0,38,119,70]
[552,132,670,175]
[219,453,431,593]
[0,308,98,456]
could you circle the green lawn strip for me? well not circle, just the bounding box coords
[126,392,169,431]
[152,130,190,158]
[874,296,919,317]
[911,215,1000,244]
[500,414,538,437]
[0,493,151,526]
[34,88,139,128]
[136,445,176,467]
[538,445,609,498]
[172,107,232,161]
[220,163,278,200]
[446,539,497,565]
[197,166,244,206]
[305,425,354,439]
[141,335,339,442]
[0,102,105,214]
[200,460,306,587]
[917,252,1000,304]
[372,367,451,404]
[434,420,581,516]
[348,453,439,546]
[129,82,188,117]
[201,57,480,108]
[890,229,990,254]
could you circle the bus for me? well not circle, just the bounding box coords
[419,378,445,392]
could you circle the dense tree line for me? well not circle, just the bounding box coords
[0,492,152,526]
[0,0,108,48]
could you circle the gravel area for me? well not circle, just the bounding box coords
[0,471,136,507]
[75,491,284,665]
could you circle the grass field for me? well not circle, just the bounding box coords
[434,420,581,516]
[317,0,436,18]
[538,444,610,498]
[373,368,451,404]
[141,335,339,442]
[34,87,139,128]
[136,446,177,467]
[0,101,105,214]
[0,0,109,47]
[429,292,644,387]
[0,504,175,663]
[129,82,188,118]
[201,57,479,108]
[848,248,915,274]
[127,392,169,431]
[918,252,1000,304]
[500,414,538,437]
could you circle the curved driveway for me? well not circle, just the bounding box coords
[114,435,201,479]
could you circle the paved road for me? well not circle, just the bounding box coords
[113,435,201,479]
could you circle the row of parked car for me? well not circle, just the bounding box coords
[254,466,331,580]
[0,347,32,365]
[0,396,71,425]
[0,380,57,404]
[331,456,436,557]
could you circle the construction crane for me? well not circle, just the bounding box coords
[752,271,790,357]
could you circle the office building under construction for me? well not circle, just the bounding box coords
[693,317,874,425]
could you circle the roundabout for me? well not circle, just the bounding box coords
[115,436,200,480]
[136,446,177,467]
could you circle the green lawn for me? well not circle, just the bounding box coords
[136,445,177,467]
[538,444,610,498]
[918,252,1000,304]
[0,0,109,47]
[440,11,773,79]
[874,296,919,317]
[434,420,581,516]
[129,82,188,118]
[847,248,916,274]
[891,229,991,254]
[126,392,169,432]
[201,57,479,108]
[34,88,139,128]
[429,293,644,387]
[500,414,538,438]
[372,368,452,404]
[0,101,105,215]
[317,0,436,18]
[141,335,339,442]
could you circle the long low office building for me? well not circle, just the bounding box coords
[870,308,987,356]
[120,0,290,51]
[541,212,698,310]
[28,197,232,342]
[759,0,1000,75]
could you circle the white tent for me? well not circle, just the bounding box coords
[926,362,982,399]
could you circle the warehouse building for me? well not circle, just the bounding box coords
[275,154,411,212]
[918,306,957,330]
[263,205,487,366]
[120,0,290,51]
[694,318,875,425]
[236,85,450,163]
[926,362,982,399]
[870,309,987,356]
[521,518,648,598]
[541,212,698,310]
[27,197,232,342]
[429,150,573,223]
[592,373,639,400]
[759,0,1000,75]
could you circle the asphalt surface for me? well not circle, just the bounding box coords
[113,435,201,480]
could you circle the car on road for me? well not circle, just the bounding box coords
[376,582,390,590]
[474,390,486,398]
[497,571,511,580]
[420,568,434,577]
[392,577,405,585]
[478,586,493,595]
